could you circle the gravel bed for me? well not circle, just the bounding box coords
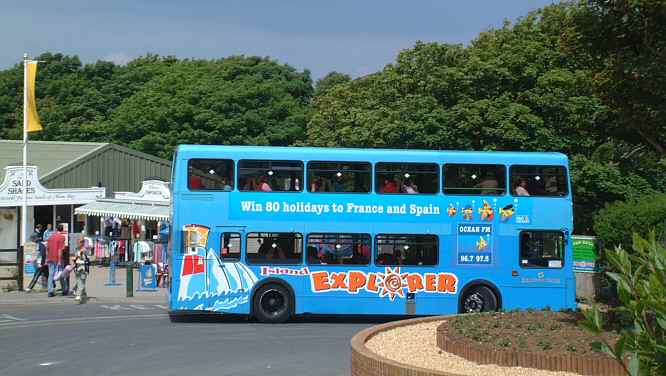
[365,320,582,376]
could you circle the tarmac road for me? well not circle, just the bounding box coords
[0,303,378,376]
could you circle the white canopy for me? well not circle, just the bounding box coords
[75,199,169,221]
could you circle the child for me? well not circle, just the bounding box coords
[73,240,90,303]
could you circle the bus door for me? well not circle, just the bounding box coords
[511,229,570,309]
[206,226,250,312]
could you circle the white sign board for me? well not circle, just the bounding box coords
[0,166,106,207]
[114,180,170,202]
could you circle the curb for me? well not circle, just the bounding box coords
[436,321,626,376]
[351,315,465,376]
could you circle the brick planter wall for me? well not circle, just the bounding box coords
[351,316,463,376]
[436,321,626,376]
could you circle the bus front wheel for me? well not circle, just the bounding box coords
[253,284,292,323]
[461,286,498,313]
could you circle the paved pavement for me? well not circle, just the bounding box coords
[0,302,378,376]
[3,266,167,305]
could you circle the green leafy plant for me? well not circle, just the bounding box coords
[580,232,666,376]
[497,337,512,348]
[517,336,528,349]
[538,340,553,351]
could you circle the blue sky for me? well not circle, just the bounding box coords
[2,0,555,79]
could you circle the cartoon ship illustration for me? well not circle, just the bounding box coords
[177,224,258,311]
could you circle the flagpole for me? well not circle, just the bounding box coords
[21,53,28,246]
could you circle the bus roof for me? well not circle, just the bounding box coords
[175,145,568,165]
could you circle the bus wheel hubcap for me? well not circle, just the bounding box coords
[261,290,284,314]
[464,293,484,312]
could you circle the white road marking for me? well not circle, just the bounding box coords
[154,304,168,310]
[39,361,62,366]
[129,305,148,310]
[0,314,166,329]
[0,314,26,323]
[100,304,133,311]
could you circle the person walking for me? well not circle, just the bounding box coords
[46,224,66,297]
[26,233,47,291]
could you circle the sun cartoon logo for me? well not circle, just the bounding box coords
[376,267,408,301]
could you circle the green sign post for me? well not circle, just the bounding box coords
[572,235,597,272]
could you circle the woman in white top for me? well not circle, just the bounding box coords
[514,179,530,196]
[402,179,419,194]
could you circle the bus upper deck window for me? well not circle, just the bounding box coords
[188,159,234,191]
[308,161,371,193]
[376,163,439,194]
[239,160,303,192]
[510,165,568,197]
[443,164,506,195]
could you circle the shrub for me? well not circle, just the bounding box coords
[580,232,666,376]
[593,193,666,250]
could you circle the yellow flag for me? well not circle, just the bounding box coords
[26,62,42,132]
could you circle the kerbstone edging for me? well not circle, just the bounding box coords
[436,320,626,376]
[351,315,466,376]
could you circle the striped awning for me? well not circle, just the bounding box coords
[75,199,169,221]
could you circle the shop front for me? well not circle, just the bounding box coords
[74,180,170,288]
[0,165,105,289]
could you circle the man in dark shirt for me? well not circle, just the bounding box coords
[26,234,47,291]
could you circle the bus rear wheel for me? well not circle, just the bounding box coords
[461,286,498,313]
[253,284,291,323]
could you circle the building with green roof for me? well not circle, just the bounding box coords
[0,140,171,289]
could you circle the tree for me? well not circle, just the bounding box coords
[105,56,313,159]
[566,0,666,154]
[314,71,351,97]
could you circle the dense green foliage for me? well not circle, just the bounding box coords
[0,1,663,233]
[566,0,666,155]
[593,193,666,249]
[0,54,313,159]
[581,232,666,376]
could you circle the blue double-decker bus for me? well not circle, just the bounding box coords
[168,145,575,322]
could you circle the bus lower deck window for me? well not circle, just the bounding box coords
[308,161,371,193]
[510,165,568,197]
[375,234,438,266]
[188,159,234,191]
[519,231,564,268]
[376,163,439,194]
[239,160,303,192]
[443,164,506,195]
[221,232,241,261]
[246,232,303,264]
[307,233,370,265]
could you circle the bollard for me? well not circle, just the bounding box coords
[126,262,133,297]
